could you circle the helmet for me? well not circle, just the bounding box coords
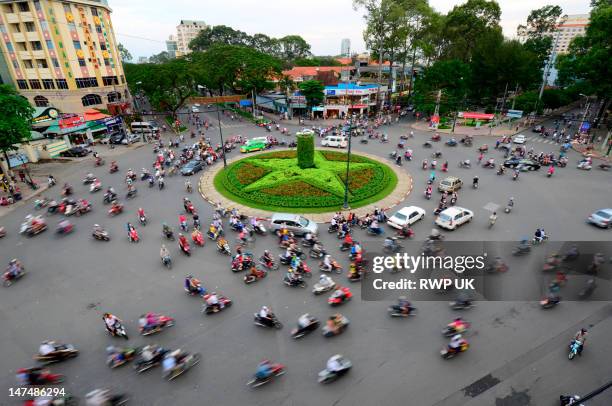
[581,328,587,334]
[262,306,269,312]
[103,313,110,318]
[454,317,462,322]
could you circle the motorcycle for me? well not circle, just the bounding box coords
[106,322,129,340]
[217,242,231,256]
[319,261,343,274]
[56,222,74,235]
[440,340,469,359]
[568,339,583,360]
[449,300,474,311]
[540,296,560,309]
[309,246,327,259]
[179,241,191,256]
[318,355,352,384]
[512,243,531,256]
[253,223,267,235]
[458,161,471,169]
[140,315,175,336]
[322,315,350,337]
[192,231,204,246]
[258,256,279,270]
[33,344,79,364]
[133,346,169,373]
[442,321,471,337]
[253,313,283,329]
[163,352,201,381]
[291,318,320,339]
[126,189,137,199]
[103,192,116,204]
[578,279,596,300]
[283,272,306,288]
[109,165,119,174]
[328,287,352,306]
[388,305,417,317]
[106,346,137,368]
[202,294,232,314]
[246,362,286,388]
[244,267,267,284]
[34,198,51,210]
[313,277,337,295]
[92,228,110,241]
[3,268,26,287]
[161,255,172,269]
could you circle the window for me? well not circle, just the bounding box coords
[100,43,106,51]
[18,2,30,12]
[45,40,54,49]
[0,24,6,34]
[31,41,42,51]
[78,59,86,67]
[103,58,110,66]
[73,40,81,50]
[42,79,54,89]
[40,21,48,31]
[102,75,118,86]
[12,60,19,69]
[51,58,59,68]
[63,3,71,12]
[11,23,21,33]
[107,91,121,102]
[81,94,102,106]
[33,1,41,11]
[75,77,98,88]
[17,79,28,89]
[67,21,76,31]
[29,79,42,89]
[36,59,48,68]
[34,95,49,107]
[23,59,33,69]
[25,22,36,32]
[96,25,102,33]
[55,79,68,89]
[6,43,14,52]
[91,7,98,16]
[17,42,27,51]
[3,4,14,13]
[120,75,125,84]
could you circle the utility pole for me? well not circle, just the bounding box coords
[375,11,384,113]
[432,89,441,129]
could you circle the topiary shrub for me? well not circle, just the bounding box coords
[296,130,315,169]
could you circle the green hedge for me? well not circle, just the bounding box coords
[297,132,315,169]
[214,150,398,212]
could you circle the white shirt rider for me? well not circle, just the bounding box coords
[39,342,56,356]
[327,356,343,372]
[206,294,219,306]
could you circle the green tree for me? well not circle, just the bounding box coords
[298,80,325,111]
[278,75,296,95]
[148,51,171,64]
[277,35,311,60]
[125,59,197,118]
[292,57,343,67]
[0,85,34,171]
[412,59,470,115]
[518,6,564,68]
[189,25,250,51]
[440,0,502,62]
[191,45,282,95]
[117,43,132,62]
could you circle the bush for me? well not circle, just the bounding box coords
[297,131,315,169]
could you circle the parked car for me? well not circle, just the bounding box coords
[60,146,90,157]
[191,106,200,113]
[513,134,527,144]
[180,160,204,176]
[240,139,266,153]
[109,132,126,145]
[435,207,474,230]
[532,125,544,133]
[121,133,141,145]
[387,206,426,229]
[503,158,541,171]
[269,213,318,236]
[587,208,612,228]
[438,176,463,193]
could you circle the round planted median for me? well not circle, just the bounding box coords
[212,149,398,213]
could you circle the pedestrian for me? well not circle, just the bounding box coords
[18,170,26,183]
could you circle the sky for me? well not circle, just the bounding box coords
[109,0,590,60]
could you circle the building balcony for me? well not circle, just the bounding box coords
[19,50,31,60]
[5,13,19,24]
[31,50,45,59]
[25,31,40,41]
[19,12,34,22]
[12,32,25,42]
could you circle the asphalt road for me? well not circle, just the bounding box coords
[0,109,610,406]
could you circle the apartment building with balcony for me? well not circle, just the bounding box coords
[0,0,130,114]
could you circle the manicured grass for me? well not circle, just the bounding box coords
[213,150,398,213]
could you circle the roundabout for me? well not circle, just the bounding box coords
[200,141,412,221]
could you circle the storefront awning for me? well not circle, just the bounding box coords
[462,112,494,120]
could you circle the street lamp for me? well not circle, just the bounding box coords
[198,84,227,168]
[343,114,355,210]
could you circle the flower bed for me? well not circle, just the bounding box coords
[214,150,397,212]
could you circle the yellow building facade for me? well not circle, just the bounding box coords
[0,0,129,113]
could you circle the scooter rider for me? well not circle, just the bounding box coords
[258,306,275,326]
[534,228,546,243]
[160,244,171,262]
[472,176,479,188]
[205,292,220,312]
[103,313,121,334]
[572,328,587,355]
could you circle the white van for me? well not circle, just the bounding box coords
[130,121,158,134]
[321,135,347,148]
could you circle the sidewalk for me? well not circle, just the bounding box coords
[411,120,522,137]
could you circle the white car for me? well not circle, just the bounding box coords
[191,106,200,113]
[435,207,474,230]
[387,206,426,229]
[513,134,526,144]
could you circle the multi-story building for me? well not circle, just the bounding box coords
[165,34,177,58]
[340,38,350,57]
[551,14,589,54]
[176,19,206,55]
[0,0,129,114]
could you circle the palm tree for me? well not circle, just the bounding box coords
[278,74,295,96]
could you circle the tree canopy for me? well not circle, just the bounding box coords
[298,80,325,109]
[0,85,34,168]
[117,43,132,62]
